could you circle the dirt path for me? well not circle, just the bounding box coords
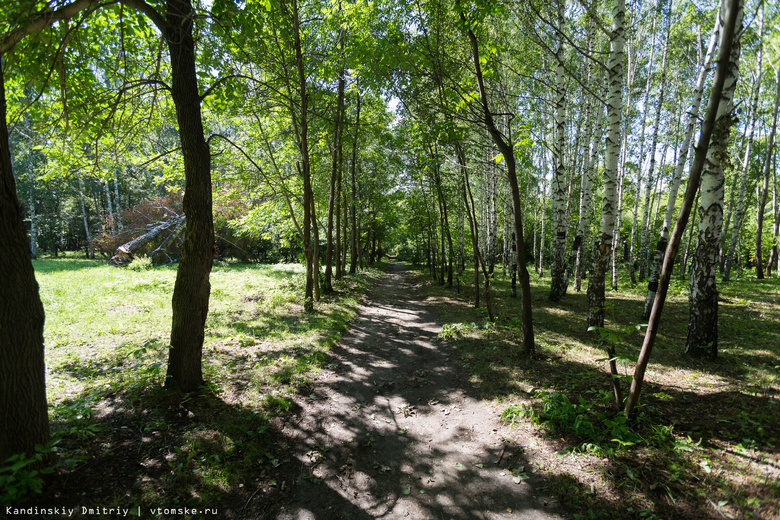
[266,264,562,519]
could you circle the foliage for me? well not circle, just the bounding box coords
[0,441,59,505]
[504,392,641,452]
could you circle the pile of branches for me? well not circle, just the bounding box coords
[93,192,186,266]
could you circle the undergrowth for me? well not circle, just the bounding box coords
[423,264,780,520]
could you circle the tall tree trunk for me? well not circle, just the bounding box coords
[114,176,122,230]
[723,10,763,281]
[104,179,116,234]
[288,0,315,304]
[312,195,321,301]
[538,154,547,277]
[587,0,625,330]
[549,0,567,302]
[335,150,342,280]
[610,30,639,291]
[611,49,636,290]
[755,63,780,279]
[576,91,605,291]
[644,11,719,310]
[456,142,493,321]
[165,0,215,392]
[628,5,659,286]
[434,160,454,287]
[325,58,346,293]
[78,175,93,258]
[626,0,742,416]
[586,0,625,410]
[0,58,50,465]
[349,92,360,274]
[768,165,778,276]
[568,78,595,293]
[461,11,533,351]
[680,189,700,280]
[639,14,670,281]
[686,0,743,358]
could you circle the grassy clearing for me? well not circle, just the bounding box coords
[17,259,381,513]
[422,265,779,520]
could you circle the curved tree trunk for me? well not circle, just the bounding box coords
[461,10,533,352]
[165,0,214,391]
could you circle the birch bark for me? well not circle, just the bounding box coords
[587,0,624,330]
[549,0,568,302]
[723,10,762,282]
[641,17,719,317]
[686,0,743,358]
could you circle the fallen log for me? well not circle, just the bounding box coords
[109,214,186,266]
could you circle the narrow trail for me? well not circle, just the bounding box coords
[269,264,562,519]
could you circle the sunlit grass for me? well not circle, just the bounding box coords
[24,258,381,510]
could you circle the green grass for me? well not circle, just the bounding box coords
[420,263,780,520]
[14,258,381,511]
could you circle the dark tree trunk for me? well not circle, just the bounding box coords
[164,0,214,392]
[349,92,360,274]
[0,62,50,462]
[325,58,346,292]
[461,19,531,348]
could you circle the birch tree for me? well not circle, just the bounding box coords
[642,9,721,319]
[587,0,624,330]
[549,0,567,302]
[686,0,743,358]
[722,8,762,282]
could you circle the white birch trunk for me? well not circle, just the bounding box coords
[104,179,115,234]
[567,17,596,293]
[611,32,639,291]
[686,0,743,357]
[628,6,659,285]
[587,0,624,329]
[756,63,780,279]
[576,86,605,291]
[114,176,122,230]
[723,11,762,282]
[639,19,670,281]
[78,175,92,258]
[549,0,567,301]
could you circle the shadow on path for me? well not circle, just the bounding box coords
[262,264,562,519]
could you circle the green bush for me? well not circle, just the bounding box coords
[127,255,154,271]
[0,441,58,505]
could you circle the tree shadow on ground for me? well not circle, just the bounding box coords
[424,267,779,519]
[261,264,674,519]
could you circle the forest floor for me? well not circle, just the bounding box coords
[264,263,561,519]
[7,258,779,520]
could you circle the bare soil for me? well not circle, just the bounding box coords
[259,264,562,519]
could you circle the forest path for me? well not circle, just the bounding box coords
[269,264,562,520]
